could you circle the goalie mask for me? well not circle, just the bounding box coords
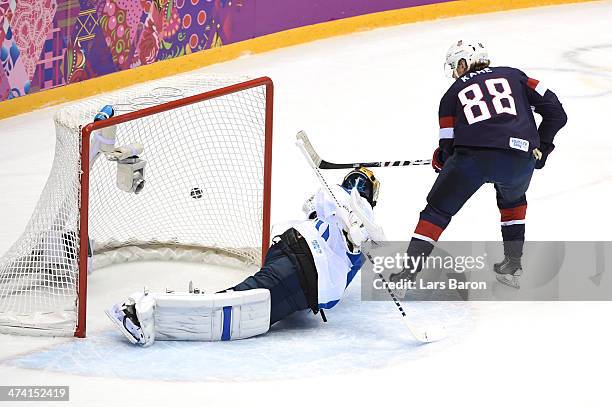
[341,167,380,208]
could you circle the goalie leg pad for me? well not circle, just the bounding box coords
[145,289,271,342]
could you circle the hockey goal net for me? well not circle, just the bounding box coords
[0,74,273,337]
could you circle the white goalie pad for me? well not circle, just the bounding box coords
[135,289,271,344]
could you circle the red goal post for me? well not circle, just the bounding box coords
[0,76,273,338]
[76,77,274,338]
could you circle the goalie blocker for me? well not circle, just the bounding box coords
[106,168,383,346]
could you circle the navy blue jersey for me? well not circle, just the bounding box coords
[438,66,567,155]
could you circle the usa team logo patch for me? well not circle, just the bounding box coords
[509,137,529,152]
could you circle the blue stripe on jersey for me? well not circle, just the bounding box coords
[315,220,323,230]
[346,252,364,288]
[322,225,330,241]
[318,252,364,310]
[221,306,232,341]
[318,299,340,310]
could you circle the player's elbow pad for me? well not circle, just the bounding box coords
[539,91,568,126]
[536,94,567,142]
[557,108,568,129]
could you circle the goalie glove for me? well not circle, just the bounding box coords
[349,188,386,243]
[337,188,386,248]
[344,210,369,249]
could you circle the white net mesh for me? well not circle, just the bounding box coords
[0,74,271,336]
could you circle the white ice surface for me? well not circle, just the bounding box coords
[1,1,612,406]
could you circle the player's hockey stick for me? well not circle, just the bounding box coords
[296,131,431,169]
[296,134,444,344]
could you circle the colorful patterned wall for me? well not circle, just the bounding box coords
[0,0,447,103]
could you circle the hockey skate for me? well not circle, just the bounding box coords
[494,256,523,289]
[105,301,144,345]
[388,265,420,299]
[389,268,418,285]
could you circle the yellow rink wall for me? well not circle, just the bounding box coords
[0,0,597,120]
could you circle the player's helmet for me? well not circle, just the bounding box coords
[341,167,380,208]
[444,40,490,78]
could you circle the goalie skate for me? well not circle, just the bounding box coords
[105,302,144,345]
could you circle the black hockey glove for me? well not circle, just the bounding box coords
[535,142,555,169]
[432,140,454,173]
[432,147,444,172]
[432,147,454,173]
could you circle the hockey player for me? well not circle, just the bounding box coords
[391,40,567,288]
[106,167,382,346]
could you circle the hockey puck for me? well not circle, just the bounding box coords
[190,187,203,199]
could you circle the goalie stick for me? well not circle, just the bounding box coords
[296,133,446,343]
[363,251,446,343]
[296,131,431,169]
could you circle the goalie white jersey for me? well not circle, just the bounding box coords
[293,185,376,309]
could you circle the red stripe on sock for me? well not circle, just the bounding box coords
[415,220,444,241]
[500,205,527,222]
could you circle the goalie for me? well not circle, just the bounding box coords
[106,168,382,346]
